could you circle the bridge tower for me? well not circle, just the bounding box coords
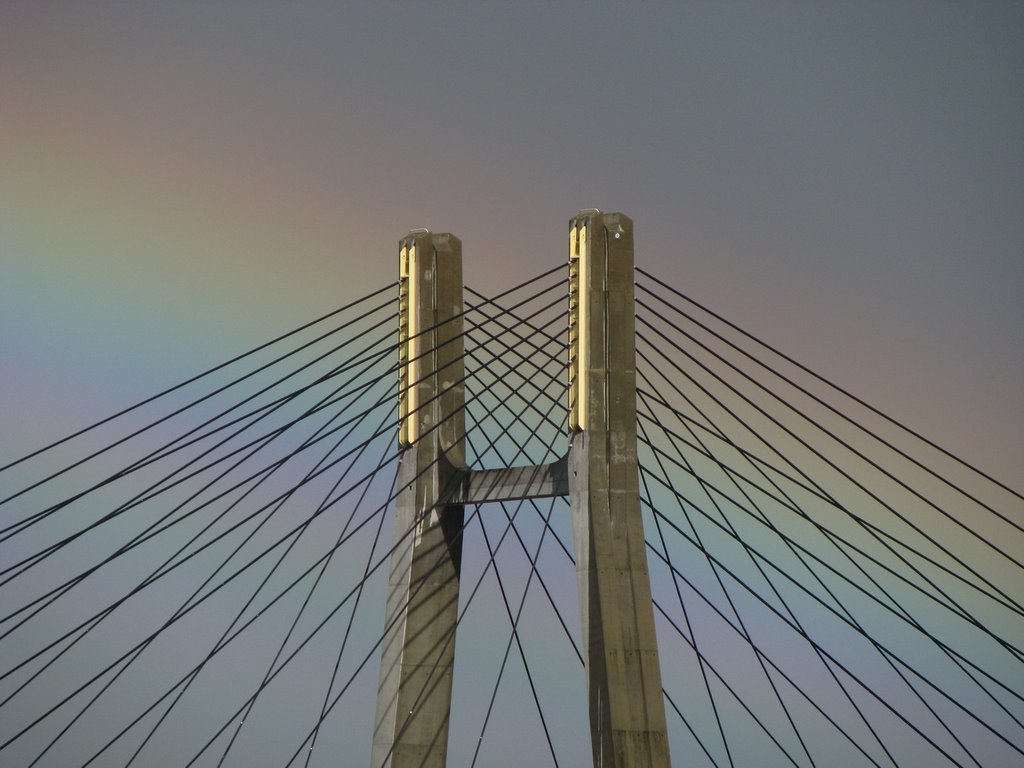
[372,211,671,767]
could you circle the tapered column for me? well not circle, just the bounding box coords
[372,231,465,768]
[568,211,671,767]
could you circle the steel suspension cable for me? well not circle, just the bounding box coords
[0,331,498,752]
[636,279,1022,535]
[0,284,394,474]
[637,386,974,767]
[642,510,979,768]
[636,375,1024,732]
[0,329,396,576]
[0,340,399,635]
[633,323,1024,621]
[636,296,1024,579]
[0,295,395,508]
[369,358,571,768]
[634,376,1024,632]
[10,347,497,763]
[635,267,1023,502]
[639,473,1023,759]
[636,433,1024,699]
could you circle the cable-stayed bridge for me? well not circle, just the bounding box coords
[1,212,1021,767]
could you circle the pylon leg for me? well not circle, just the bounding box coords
[569,211,671,767]
[372,232,465,768]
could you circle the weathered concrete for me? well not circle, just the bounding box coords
[374,213,669,767]
[372,231,465,768]
[568,211,671,767]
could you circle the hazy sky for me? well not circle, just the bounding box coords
[1,3,1021,765]
[2,1,1021,477]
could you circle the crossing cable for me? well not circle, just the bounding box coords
[647,580,806,767]
[637,387,998,765]
[640,461,966,767]
[0,377,397,719]
[460,311,581,656]
[0,398,396,689]
[641,507,981,768]
[4,429,398,764]
[2,264,562,532]
[97,470,426,768]
[0,285,503,598]
[636,341,1008,752]
[464,291,567,365]
[216,332,566,767]
[209,421,400,768]
[0,323,474,722]
[633,346,1024,675]
[462,324,567,459]
[0,337,399,635]
[369,322,569,767]
[464,295,568,391]
[2,270,561,651]
[0,305,398,542]
[474,424,722,767]
[7,389,397,764]
[121,359,405,767]
[302,459,400,768]
[126,396,481,767]
[0,308,483,679]
[647,578,880,768]
[462,365,573,565]
[636,268,1023,503]
[484,456,719,766]
[630,409,1024,684]
[0,328,396,585]
[468,284,1007,768]
[463,287,571,437]
[639,415,799,768]
[472,496,562,768]
[463,291,725,766]
[479,508,562,762]
[0,284,394,474]
[635,305,1024,607]
[634,367,1024,647]
[460,342,572,766]
[640,387,919,768]
[0,268,565,761]
[485,469,722,768]
[465,285,569,364]
[636,381,1024,732]
[465,289,569,374]
[4,333,497,763]
[218,309,569,768]
[80,272,564,765]
[459,294,724,764]
[27,399,398,768]
[637,469,1024,760]
[477,278,1015,765]
[633,322,1024,623]
[464,322,566,410]
[634,430,1024,706]
[466,290,568,369]
[316,282,568,766]
[369,361,571,768]
[635,296,1024,584]
[122,418,402,768]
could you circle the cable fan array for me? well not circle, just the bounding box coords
[0,265,1021,767]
